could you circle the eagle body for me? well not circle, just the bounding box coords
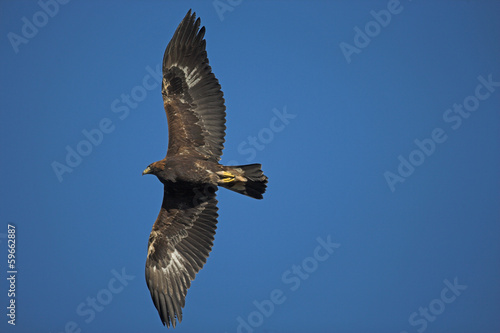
[142,10,268,328]
[144,157,220,185]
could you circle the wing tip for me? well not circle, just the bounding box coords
[158,291,183,328]
[185,8,194,21]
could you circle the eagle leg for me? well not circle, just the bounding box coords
[216,171,235,183]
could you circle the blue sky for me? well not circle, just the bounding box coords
[1,1,499,332]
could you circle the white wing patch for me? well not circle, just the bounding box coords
[162,249,184,274]
[181,66,201,88]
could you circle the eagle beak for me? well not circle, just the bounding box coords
[142,166,152,176]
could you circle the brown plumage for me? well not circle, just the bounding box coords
[142,10,268,328]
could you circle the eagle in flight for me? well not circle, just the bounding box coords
[142,10,268,328]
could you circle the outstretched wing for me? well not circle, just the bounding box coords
[145,185,218,327]
[162,10,226,162]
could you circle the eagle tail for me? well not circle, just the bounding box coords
[219,164,268,199]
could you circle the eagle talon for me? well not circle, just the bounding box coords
[216,171,237,184]
[216,171,235,178]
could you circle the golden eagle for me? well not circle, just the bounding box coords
[142,10,268,327]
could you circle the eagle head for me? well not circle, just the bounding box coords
[142,161,166,176]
